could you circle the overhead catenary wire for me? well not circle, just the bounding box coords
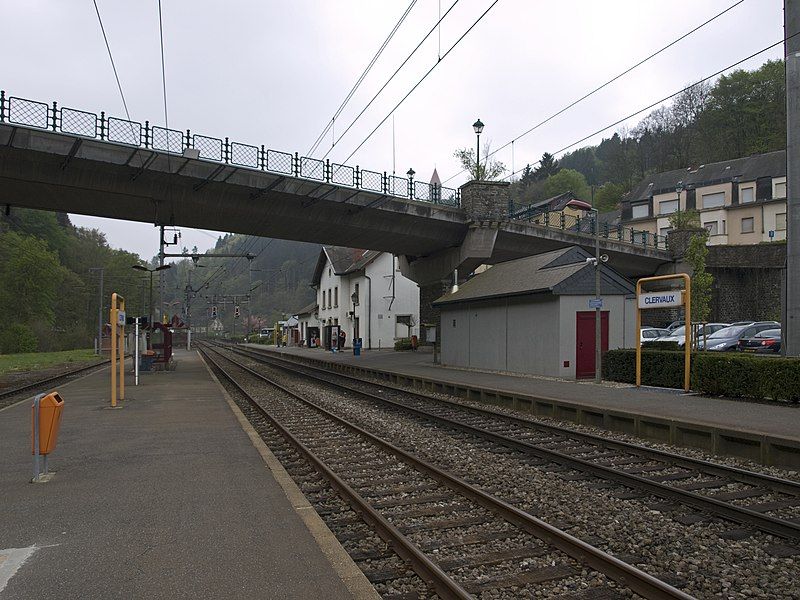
[498,34,798,182]
[92,0,134,126]
[321,0,462,160]
[441,0,747,184]
[306,0,418,157]
[338,0,501,166]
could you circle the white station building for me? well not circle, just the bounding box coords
[306,246,420,349]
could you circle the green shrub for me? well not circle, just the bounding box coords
[0,324,39,354]
[602,349,687,388]
[693,353,800,403]
[643,340,681,351]
[604,349,800,403]
[394,338,412,351]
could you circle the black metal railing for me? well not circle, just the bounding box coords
[0,89,460,207]
[510,205,668,250]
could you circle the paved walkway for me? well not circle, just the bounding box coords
[253,345,800,442]
[0,350,374,600]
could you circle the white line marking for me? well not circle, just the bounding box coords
[0,546,39,593]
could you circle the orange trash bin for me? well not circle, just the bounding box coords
[31,392,64,455]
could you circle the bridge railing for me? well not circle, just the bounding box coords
[509,206,668,250]
[0,90,461,208]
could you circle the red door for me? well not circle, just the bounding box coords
[576,311,609,379]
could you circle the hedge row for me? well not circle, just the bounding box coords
[603,349,800,403]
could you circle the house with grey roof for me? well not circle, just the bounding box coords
[620,150,787,245]
[309,246,419,349]
[433,246,636,379]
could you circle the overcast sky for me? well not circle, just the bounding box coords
[1,0,785,260]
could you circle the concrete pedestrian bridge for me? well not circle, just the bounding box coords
[0,91,671,282]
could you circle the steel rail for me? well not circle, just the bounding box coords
[225,344,800,541]
[202,343,694,600]
[0,359,110,402]
[201,347,472,600]
[232,343,800,495]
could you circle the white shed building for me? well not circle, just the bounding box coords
[310,246,420,349]
[433,246,636,379]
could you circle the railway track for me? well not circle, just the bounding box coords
[0,358,110,409]
[201,343,691,600]
[222,343,800,548]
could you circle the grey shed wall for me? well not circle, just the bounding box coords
[440,295,560,376]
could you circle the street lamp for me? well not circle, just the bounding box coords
[473,118,484,180]
[675,181,684,225]
[132,264,171,327]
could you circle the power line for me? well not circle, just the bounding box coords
[320,0,462,160]
[499,34,796,182]
[442,0,746,184]
[339,0,501,166]
[307,0,418,157]
[157,0,170,136]
[92,0,134,125]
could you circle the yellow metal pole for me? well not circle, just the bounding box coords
[111,293,117,408]
[683,274,691,393]
[635,279,642,387]
[118,296,126,401]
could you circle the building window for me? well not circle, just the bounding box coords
[775,181,787,199]
[704,221,718,235]
[659,227,673,237]
[327,289,331,308]
[395,315,412,338]
[741,217,754,234]
[659,199,679,215]
[334,287,338,308]
[328,268,331,277]
[631,203,649,219]
[722,219,726,234]
[777,212,787,231]
[740,187,755,204]
[701,192,725,209]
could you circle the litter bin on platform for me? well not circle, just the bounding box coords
[353,338,362,356]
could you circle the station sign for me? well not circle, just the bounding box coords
[117,310,126,326]
[637,291,683,309]
[587,298,603,309]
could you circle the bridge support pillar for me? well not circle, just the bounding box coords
[460,179,511,220]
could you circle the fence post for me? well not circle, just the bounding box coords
[260,145,266,170]
[99,111,106,140]
[355,166,361,188]
[143,120,150,148]
[51,101,58,132]
[293,152,300,177]
[0,90,5,123]
[224,137,230,163]
[185,129,191,152]
[325,159,331,183]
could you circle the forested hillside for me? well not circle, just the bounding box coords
[511,59,786,212]
[161,236,319,334]
[0,210,143,353]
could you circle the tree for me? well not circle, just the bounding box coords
[593,182,625,213]
[542,169,590,201]
[686,230,713,324]
[668,209,701,230]
[533,152,560,181]
[454,143,506,180]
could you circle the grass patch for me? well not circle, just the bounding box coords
[0,348,98,375]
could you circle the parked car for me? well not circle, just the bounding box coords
[660,323,729,348]
[738,328,782,354]
[665,321,683,332]
[640,327,671,343]
[698,322,780,351]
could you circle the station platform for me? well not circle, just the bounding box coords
[0,350,376,599]
[247,344,800,469]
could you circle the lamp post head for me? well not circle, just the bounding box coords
[406,168,415,178]
[132,264,148,272]
[675,181,684,194]
[473,118,484,135]
[351,291,359,306]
